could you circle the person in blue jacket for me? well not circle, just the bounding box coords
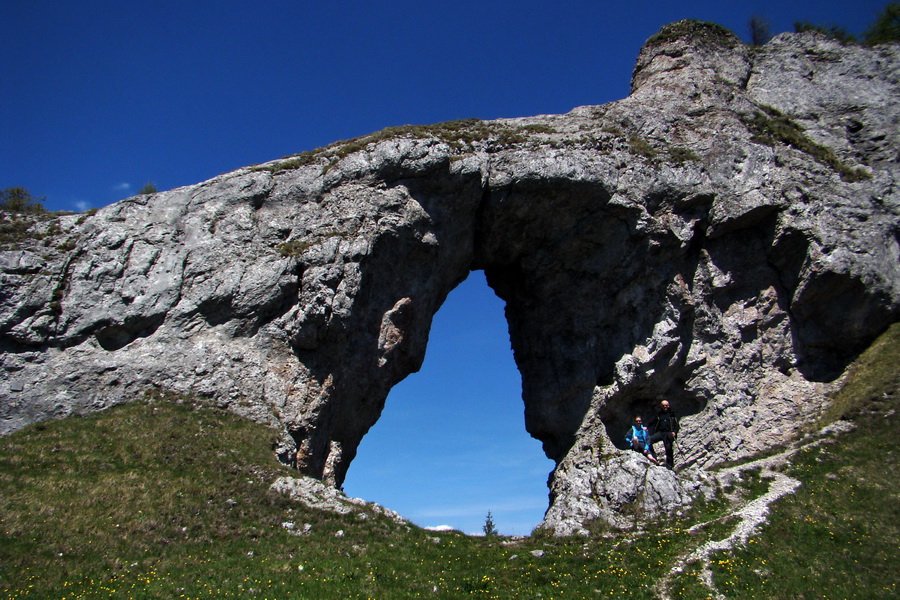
[625,416,659,464]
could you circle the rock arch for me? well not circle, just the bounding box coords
[2,22,898,532]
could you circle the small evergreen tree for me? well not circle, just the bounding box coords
[482,511,498,537]
[139,181,158,195]
[748,15,773,45]
[0,187,47,214]
[863,2,900,44]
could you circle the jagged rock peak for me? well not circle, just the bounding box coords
[2,21,898,534]
[631,20,748,93]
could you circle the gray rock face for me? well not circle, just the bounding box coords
[2,22,898,532]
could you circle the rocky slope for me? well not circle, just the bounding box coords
[2,22,898,533]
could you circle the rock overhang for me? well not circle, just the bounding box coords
[1,21,898,532]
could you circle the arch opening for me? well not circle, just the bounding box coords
[342,270,553,536]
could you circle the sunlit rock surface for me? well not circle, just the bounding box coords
[2,22,898,532]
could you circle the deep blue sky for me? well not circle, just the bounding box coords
[2,1,889,535]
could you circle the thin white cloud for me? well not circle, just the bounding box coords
[112,182,131,192]
[73,200,91,212]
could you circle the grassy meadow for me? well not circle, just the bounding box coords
[1,323,897,599]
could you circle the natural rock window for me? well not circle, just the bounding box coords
[343,271,552,535]
[2,24,897,533]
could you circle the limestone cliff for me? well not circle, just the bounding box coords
[2,22,898,533]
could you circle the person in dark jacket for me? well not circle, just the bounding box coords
[648,399,679,470]
[624,416,659,464]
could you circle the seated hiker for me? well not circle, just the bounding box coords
[625,416,658,464]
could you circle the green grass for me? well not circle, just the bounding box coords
[666,146,700,165]
[743,104,871,182]
[0,393,699,599]
[1,324,897,599]
[0,216,37,248]
[628,135,659,160]
[819,322,900,427]
[624,137,700,166]
[252,118,555,176]
[703,442,897,599]
[0,213,63,250]
[672,322,900,600]
[0,210,81,251]
[644,20,741,50]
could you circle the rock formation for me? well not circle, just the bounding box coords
[2,22,898,534]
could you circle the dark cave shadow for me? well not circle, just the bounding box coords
[599,386,707,451]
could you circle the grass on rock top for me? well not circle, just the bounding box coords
[1,323,898,599]
[743,104,872,182]
[253,118,559,176]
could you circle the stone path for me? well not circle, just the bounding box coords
[655,421,854,600]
